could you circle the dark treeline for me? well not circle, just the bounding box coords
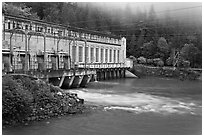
[2,2,202,68]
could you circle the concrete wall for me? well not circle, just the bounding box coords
[3,32,126,69]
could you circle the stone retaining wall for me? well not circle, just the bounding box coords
[132,64,201,80]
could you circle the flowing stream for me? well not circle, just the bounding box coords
[3,77,202,135]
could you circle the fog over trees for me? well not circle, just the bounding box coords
[2,2,202,68]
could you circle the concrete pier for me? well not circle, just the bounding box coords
[60,76,75,89]
[94,68,127,81]
[80,75,92,87]
[71,75,84,88]
[49,77,61,86]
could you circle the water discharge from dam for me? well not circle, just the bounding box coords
[71,88,200,115]
[3,77,202,135]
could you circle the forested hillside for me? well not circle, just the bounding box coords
[2,2,202,68]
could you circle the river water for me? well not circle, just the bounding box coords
[3,77,202,135]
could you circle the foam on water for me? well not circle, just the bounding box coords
[68,89,201,115]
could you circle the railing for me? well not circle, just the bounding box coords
[78,63,126,69]
[3,48,127,73]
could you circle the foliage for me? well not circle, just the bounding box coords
[2,75,33,124]
[133,64,201,80]
[140,41,157,58]
[128,34,137,56]
[157,37,169,52]
[146,59,154,65]
[152,58,164,67]
[180,43,199,67]
[137,56,146,64]
[157,60,164,67]
[3,2,39,19]
[166,57,173,66]
[156,37,170,62]
[129,55,137,62]
[2,75,84,125]
[177,58,190,68]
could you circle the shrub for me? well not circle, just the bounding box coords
[182,60,190,68]
[2,75,84,125]
[157,60,164,67]
[177,59,190,68]
[2,76,33,124]
[137,56,146,64]
[166,57,173,66]
[129,55,137,61]
[152,58,162,66]
[180,43,199,67]
[146,59,154,66]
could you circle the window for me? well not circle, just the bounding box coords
[13,21,15,28]
[101,49,104,63]
[17,22,20,29]
[117,50,120,63]
[47,28,50,33]
[8,22,10,29]
[58,30,62,36]
[72,46,76,62]
[105,49,108,62]
[96,48,99,62]
[114,50,116,63]
[91,48,94,63]
[109,49,112,62]
[37,27,40,32]
[76,32,79,37]
[79,46,83,62]
[29,25,32,30]
[85,47,89,62]
[51,28,53,34]
[25,25,28,30]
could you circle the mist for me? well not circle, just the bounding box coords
[78,2,202,26]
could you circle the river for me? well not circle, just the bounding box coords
[3,77,202,135]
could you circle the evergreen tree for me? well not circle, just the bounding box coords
[128,34,137,56]
[180,43,199,67]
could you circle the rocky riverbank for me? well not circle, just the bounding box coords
[2,74,85,126]
[131,64,201,80]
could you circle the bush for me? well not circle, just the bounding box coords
[152,58,163,66]
[157,60,164,67]
[2,75,84,125]
[166,57,173,66]
[2,76,33,124]
[129,55,137,61]
[180,43,199,67]
[138,56,146,64]
[146,59,154,66]
[183,60,190,68]
[177,59,190,68]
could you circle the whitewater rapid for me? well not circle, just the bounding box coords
[68,86,201,115]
